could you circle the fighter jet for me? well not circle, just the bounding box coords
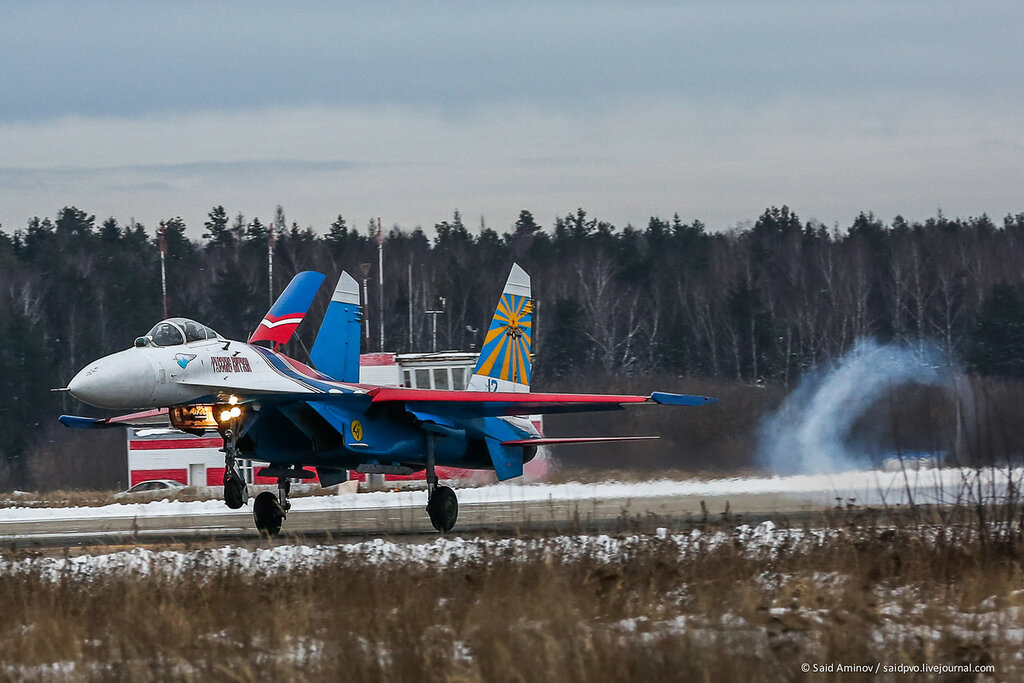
[60,264,716,535]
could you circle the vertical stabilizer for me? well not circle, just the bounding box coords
[249,271,326,348]
[468,263,532,393]
[310,272,362,382]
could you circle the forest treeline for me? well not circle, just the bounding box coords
[3,204,1024,486]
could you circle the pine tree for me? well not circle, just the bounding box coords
[202,206,232,247]
[968,283,1024,378]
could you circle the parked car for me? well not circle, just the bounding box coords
[114,479,186,501]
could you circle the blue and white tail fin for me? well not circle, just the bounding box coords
[468,263,532,393]
[309,271,362,382]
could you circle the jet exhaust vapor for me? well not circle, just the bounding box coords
[756,338,955,474]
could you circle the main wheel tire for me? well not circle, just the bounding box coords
[253,491,286,537]
[427,485,459,533]
[223,473,248,509]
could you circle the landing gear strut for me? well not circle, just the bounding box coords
[221,428,248,509]
[278,477,292,512]
[425,434,459,532]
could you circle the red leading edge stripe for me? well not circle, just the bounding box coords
[106,408,169,424]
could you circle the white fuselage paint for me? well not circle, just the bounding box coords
[68,339,352,411]
[68,339,537,449]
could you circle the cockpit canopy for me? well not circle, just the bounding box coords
[140,318,220,347]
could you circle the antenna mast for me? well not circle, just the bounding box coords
[378,217,384,351]
[360,262,371,346]
[158,222,167,318]
[268,223,275,306]
[408,261,414,350]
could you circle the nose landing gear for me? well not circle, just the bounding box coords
[221,428,248,509]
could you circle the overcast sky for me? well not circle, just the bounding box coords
[2,1,1022,237]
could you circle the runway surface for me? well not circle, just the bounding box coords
[4,466,1009,550]
[0,491,828,550]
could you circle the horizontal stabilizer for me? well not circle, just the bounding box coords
[501,436,659,446]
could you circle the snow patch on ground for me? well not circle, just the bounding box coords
[0,522,836,580]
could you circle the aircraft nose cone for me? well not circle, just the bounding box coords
[68,350,156,409]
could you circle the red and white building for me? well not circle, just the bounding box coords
[127,429,277,487]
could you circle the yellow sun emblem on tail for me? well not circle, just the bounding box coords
[476,294,532,385]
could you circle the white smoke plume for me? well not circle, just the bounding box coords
[756,339,956,474]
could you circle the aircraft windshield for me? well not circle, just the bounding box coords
[145,318,219,346]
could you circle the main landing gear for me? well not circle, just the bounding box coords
[218,421,295,537]
[221,428,248,510]
[253,478,290,537]
[427,485,458,533]
[425,434,459,532]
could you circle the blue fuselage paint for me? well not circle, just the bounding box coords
[238,400,510,472]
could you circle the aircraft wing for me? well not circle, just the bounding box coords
[58,408,170,429]
[367,387,716,417]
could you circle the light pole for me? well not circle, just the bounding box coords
[360,263,371,348]
[377,217,384,352]
[425,297,445,352]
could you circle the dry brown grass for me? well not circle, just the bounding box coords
[0,517,1021,682]
[0,489,121,508]
[0,487,224,508]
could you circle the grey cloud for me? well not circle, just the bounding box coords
[0,159,363,185]
[3,1,1022,121]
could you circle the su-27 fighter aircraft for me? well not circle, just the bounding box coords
[59,264,717,535]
